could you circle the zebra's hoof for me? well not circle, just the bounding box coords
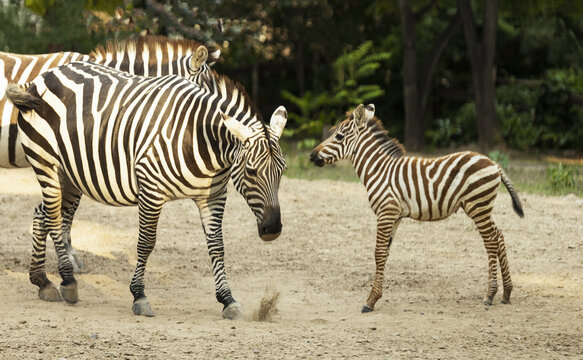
[222,302,243,320]
[483,299,493,306]
[59,282,79,304]
[362,305,374,313]
[38,284,63,302]
[501,299,511,305]
[132,298,155,317]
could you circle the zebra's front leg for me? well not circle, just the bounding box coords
[195,196,243,320]
[130,195,164,317]
[362,215,399,313]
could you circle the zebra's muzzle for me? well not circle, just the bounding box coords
[259,205,282,241]
[309,150,325,167]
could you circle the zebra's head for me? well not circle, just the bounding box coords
[310,103,375,167]
[221,106,288,242]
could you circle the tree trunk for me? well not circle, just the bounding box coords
[458,0,500,150]
[399,0,423,151]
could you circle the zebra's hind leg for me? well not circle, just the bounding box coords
[470,213,500,306]
[29,203,62,302]
[362,214,400,313]
[129,193,164,317]
[495,227,513,304]
[61,193,84,273]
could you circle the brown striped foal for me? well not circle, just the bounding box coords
[310,104,524,312]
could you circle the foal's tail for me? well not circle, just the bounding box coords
[498,165,524,218]
[5,83,40,113]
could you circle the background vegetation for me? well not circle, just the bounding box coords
[1,0,582,195]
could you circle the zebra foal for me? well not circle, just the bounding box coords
[6,61,287,319]
[310,104,524,312]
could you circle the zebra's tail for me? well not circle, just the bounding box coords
[498,165,524,218]
[5,83,40,113]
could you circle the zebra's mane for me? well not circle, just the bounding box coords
[207,73,268,137]
[367,116,406,158]
[90,35,205,64]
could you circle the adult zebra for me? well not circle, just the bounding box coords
[6,60,287,320]
[0,36,219,271]
[310,104,524,312]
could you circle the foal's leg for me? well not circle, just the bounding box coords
[495,226,513,304]
[362,212,400,313]
[468,211,500,306]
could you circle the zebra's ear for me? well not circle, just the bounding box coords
[220,113,254,143]
[191,45,209,71]
[208,49,221,66]
[269,106,287,141]
[353,103,375,128]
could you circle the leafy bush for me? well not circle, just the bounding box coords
[281,41,390,145]
[488,150,509,169]
[427,102,477,147]
[547,163,579,190]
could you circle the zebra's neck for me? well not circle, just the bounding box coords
[350,124,405,182]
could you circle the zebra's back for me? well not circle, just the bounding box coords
[374,152,501,220]
[20,61,216,206]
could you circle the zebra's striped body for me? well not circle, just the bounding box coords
[0,35,219,168]
[6,61,287,319]
[0,36,219,272]
[310,104,523,312]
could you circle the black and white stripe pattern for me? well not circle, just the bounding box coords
[310,104,524,312]
[1,36,219,272]
[6,61,287,319]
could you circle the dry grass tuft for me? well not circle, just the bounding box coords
[252,288,281,322]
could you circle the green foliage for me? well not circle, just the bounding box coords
[282,41,390,143]
[547,163,579,190]
[426,103,477,147]
[488,150,509,169]
[496,69,583,150]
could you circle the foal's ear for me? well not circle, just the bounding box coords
[191,45,209,72]
[220,113,254,143]
[353,103,375,128]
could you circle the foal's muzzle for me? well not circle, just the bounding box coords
[309,150,325,167]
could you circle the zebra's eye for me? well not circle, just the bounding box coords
[335,133,345,141]
[246,167,257,177]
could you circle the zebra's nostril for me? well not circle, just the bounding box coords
[309,151,319,162]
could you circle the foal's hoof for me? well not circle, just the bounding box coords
[59,282,79,304]
[483,298,493,306]
[39,284,63,302]
[501,299,511,305]
[362,305,374,313]
[222,302,243,320]
[132,298,155,317]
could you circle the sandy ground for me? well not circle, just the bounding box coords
[0,166,582,359]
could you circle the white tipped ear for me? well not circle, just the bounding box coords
[269,105,287,141]
[208,49,221,66]
[191,45,208,71]
[221,113,253,143]
[353,104,366,127]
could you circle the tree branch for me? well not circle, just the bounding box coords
[145,0,203,38]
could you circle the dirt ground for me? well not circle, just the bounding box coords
[0,166,582,359]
